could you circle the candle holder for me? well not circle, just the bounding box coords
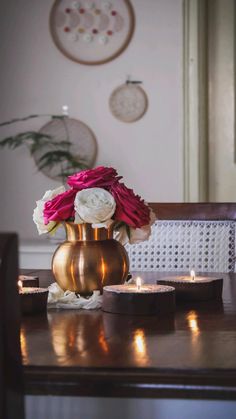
[156,274,223,301]
[102,284,175,315]
[19,287,48,314]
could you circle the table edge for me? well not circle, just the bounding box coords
[24,366,236,400]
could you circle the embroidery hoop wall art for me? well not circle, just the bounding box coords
[50,0,135,65]
[34,117,97,181]
[109,81,148,123]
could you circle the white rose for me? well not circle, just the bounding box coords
[33,186,65,235]
[74,187,116,224]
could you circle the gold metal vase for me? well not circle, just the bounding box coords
[52,222,129,295]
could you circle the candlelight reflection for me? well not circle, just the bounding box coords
[101,257,106,284]
[75,330,87,355]
[134,329,146,354]
[133,329,149,365]
[20,328,28,361]
[48,311,106,364]
[187,311,200,335]
[98,329,109,354]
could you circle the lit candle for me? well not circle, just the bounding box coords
[18,275,39,288]
[18,279,23,292]
[156,271,223,301]
[102,282,175,315]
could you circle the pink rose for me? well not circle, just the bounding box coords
[43,188,77,224]
[67,166,121,190]
[110,183,150,228]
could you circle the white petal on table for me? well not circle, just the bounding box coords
[48,283,102,310]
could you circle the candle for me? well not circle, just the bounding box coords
[18,281,48,314]
[156,270,223,301]
[102,280,175,315]
[18,275,39,288]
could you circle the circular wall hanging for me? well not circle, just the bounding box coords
[50,0,135,65]
[34,117,97,181]
[109,83,148,122]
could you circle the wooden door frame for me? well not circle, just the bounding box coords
[183,0,208,202]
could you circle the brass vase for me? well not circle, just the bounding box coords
[52,222,129,295]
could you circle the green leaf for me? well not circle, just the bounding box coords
[51,115,66,120]
[36,150,87,172]
[0,131,53,151]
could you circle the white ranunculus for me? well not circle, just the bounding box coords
[74,187,116,224]
[33,186,65,235]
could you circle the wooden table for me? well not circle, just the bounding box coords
[20,270,236,400]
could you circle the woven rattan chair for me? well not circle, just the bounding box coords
[126,203,236,273]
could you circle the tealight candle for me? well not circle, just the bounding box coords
[18,280,48,314]
[18,274,39,288]
[102,278,175,315]
[156,270,223,301]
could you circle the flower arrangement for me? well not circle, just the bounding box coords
[33,166,155,244]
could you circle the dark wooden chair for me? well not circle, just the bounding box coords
[126,203,236,273]
[149,202,236,221]
[0,233,24,419]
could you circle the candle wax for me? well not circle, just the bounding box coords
[103,284,174,294]
[160,276,218,283]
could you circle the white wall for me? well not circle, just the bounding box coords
[0,0,183,242]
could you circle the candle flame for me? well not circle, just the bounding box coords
[18,280,23,292]
[190,270,195,281]
[136,276,142,291]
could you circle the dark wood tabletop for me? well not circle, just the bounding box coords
[20,269,236,400]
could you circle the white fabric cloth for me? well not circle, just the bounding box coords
[47,282,102,310]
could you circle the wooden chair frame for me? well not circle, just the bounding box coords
[149,203,236,221]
